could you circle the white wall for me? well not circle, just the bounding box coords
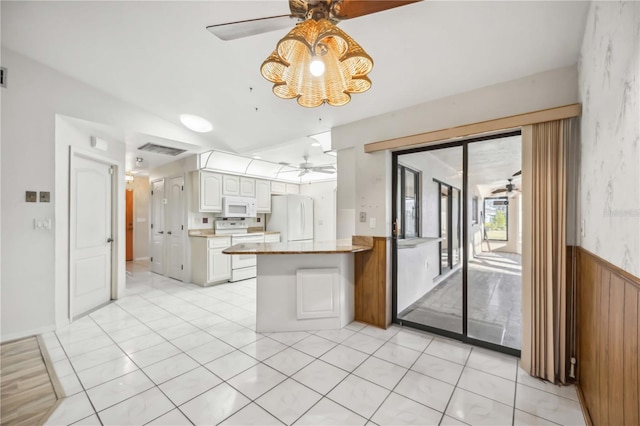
[336,148,356,239]
[0,49,217,342]
[334,66,579,240]
[300,180,337,242]
[579,2,640,277]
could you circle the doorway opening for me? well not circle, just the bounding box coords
[393,131,522,355]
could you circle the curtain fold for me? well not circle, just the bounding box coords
[522,118,576,384]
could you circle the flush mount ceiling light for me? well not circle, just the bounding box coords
[206,0,419,108]
[179,114,213,133]
[125,172,135,183]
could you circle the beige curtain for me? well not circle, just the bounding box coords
[521,118,577,384]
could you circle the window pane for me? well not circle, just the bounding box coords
[484,197,508,241]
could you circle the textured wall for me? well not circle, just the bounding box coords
[579,1,640,277]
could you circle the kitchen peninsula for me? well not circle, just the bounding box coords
[224,239,372,333]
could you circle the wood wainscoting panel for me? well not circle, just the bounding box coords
[354,236,389,328]
[577,247,640,426]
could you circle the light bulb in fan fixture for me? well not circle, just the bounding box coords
[309,57,325,77]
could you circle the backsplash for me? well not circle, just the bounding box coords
[188,212,266,231]
[578,1,640,276]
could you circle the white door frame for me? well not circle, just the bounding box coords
[69,147,122,320]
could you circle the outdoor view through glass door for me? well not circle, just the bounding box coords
[394,133,522,353]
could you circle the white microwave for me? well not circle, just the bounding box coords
[222,196,257,218]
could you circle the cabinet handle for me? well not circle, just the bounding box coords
[167,231,172,235]
[158,231,164,234]
[107,237,114,243]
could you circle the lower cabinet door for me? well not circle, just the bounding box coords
[208,247,231,283]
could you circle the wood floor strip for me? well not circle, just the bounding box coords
[0,336,61,426]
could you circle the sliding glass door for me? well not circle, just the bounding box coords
[392,132,522,355]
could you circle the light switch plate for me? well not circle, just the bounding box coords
[369,217,376,228]
[359,212,366,222]
[40,191,50,202]
[26,191,37,202]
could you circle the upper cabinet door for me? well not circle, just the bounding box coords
[271,181,286,194]
[240,177,256,197]
[256,179,271,213]
[199,172,223,212]
[222,175,240,196]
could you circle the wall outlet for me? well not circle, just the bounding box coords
[202,217,208,224]
[359,212,366,222]
[26,191,37,202]
[369,217,376,228]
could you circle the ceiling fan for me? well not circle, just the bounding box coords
[491,178,520,196]
[207,0,421,41]
[281,156,336,177]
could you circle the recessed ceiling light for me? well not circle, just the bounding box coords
[179,114,213,133]
[311,142,321,147]
[253,155,262,160]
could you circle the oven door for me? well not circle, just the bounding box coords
[231,234,263,269]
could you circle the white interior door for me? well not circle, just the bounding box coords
[301,196,314,240]
[70,154,113,318]
[166,176,184,280]
[150,180,164,274]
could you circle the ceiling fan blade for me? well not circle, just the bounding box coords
[491,188,508,194]
[206,15,295,41]
[332,0,421,19]
[512,170,522,177]
[311,168,336,174]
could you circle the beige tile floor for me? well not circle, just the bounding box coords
[39,261,585,426]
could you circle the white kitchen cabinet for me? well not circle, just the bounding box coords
[256,179,271,213]
[264,233,280,243]
[191,236,231,286]
[223,175,240,196]
[286,183,300,194]
[271,181,287,194]
[240,177,256,197]
[208,246,231,283]
[193,171,223,212]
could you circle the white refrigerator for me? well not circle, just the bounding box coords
[267,194,313,242]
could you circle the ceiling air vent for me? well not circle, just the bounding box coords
[137,143,187,156]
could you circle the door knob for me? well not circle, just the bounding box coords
[107,237,114,243]
[158,231,164,234]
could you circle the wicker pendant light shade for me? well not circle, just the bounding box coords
[260,19,373,107]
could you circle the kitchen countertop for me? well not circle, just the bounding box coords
[397,237,442,249]
[223,240,372,255]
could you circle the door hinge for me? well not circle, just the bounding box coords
[151,223,154,229]
[151,190,154,196]
[181,225,184,230]
[108,166,114,175]
[0,67,7,88]
[181,185,184,191]
[150,256,153,262]
[181,265,184,270]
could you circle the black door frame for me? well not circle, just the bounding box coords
[391,130,522,357]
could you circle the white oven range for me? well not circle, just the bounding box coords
[214,220,262,282]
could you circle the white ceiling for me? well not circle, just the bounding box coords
[2,1,589,169]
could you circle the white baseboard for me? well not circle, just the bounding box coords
[134,257,150,261]
[1,324,56,344]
